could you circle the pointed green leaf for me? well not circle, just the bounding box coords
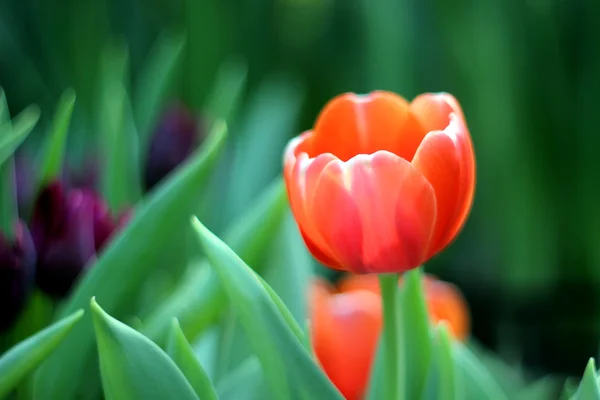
[0,105,40,167]
[560,378,579,400]
[191,217,343,400]
[574,358,600,400]
[217,357,263,400]
[141,178,288,344]
[0,88,9,123]
[100,82,141,211]
[91,299,199,400]
[400,267,432,398]
[0,310,83,399]
[134,31,186,144]
[204,57,247,125]
[423,324,459,400]
[167,319,219,400]
[454,340,508,400]
[33,122,227,400]
[37,89,75,187]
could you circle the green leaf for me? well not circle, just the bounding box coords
[37,89,75,188]
[217,357,263,400]
[190,217,343,400]
[423,324,459,400]
[399,268,433,399]
[167,319,219,400]
[0,310,83,399]
[365,337,384,400]
[141,178,288,344]
[33,122,227,400]
[0,105,40,167]
[90,299,199,400]
[100,82,141,211]
[0,88,9,123]
[204,57,248,125]
[134,31,186,144]
[560,378,579,400]
[453,340,508,400]
[515,377,560,400]
[574,358,600,400]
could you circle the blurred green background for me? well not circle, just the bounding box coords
[1,0,599,382]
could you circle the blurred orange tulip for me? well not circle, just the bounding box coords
[284,91,475,274]
[310,274,470,399]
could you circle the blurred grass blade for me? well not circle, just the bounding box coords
[100,83,141,211]
[204,57,247,125]
[423,324,459,400]
[33,122,227,400]
[141,178,288,344]
[0,88,9,122]
[574,358,600,400]
[134,31,186,144]
[167,319,219,400]
[400,268,433,398]
[217,357,263,400]
[0,310,83,399]
[191,217,343,400]
[37,89,75,187]
[91,299,199,400]
[454,341,508,400]
[0,105,40,167]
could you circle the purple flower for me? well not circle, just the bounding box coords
[144,103,204,192]
[30,181,128,298]
[0,221,36,332]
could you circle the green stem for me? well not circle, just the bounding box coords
[379,274,402,400]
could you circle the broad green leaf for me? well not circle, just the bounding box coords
[204,57,247,125]
[0,105,40,167]
[217,357,263,400]
[574,358,600,400]
[100,82,141,211]
[400,267,433,399]
[91,299,199,400]
[191,217,343,400]
[33,122,227,400]
[134,31,186,144]
[560,378,579,400]
[423,324,459,400]
[0,310,83,399]
[365,337,384,400]
[454,340,508,400]
[515,377,560,400]
[141,178,288,344]
[37,89,75,187]
[167,319,219,400]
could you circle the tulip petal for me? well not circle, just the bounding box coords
[341,152,437,273]
[411,130,461,258]
[309,160,364,272]
[311,92,426,161]
[410,92,465,133]
[285,148,343,269]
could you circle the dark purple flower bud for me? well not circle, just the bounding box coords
[31,181,126,298]
[0,221,36,332]
[144,103,204,192]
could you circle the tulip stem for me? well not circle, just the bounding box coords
[379,274,403,400]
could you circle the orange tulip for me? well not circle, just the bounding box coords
[284,91,475,274]
[310,275,470,399]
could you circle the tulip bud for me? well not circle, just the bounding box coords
[143,103,203,192]
[0,221,36,332]
[31,181,126,298]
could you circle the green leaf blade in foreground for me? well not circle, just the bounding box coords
[167,319,219,400]
[453,340,508,400]
[217,357,263,400]
[141,178,288,344]
[37,89,75,187]
[33,122,227,400]
[574,358,600,400]
[91,299,199,400]
[0,310,83,399]
[191,217,343,400]
[423,324,459,400]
